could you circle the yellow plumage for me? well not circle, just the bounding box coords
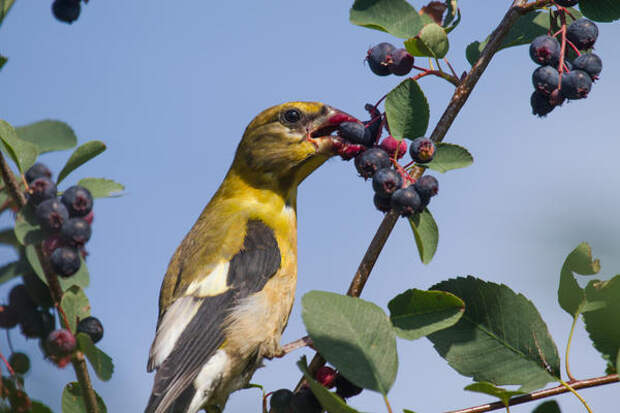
[145,102,357,413]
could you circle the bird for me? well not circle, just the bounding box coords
[145,102,359,413]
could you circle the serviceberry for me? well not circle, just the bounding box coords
[379,136,407,159]
[0,305,19,329]
[269,389,294,412]
[20,309,54,339]
[36,199,69,233]
[562,70,592,99]
[532,66,560,95]
[338,122,373,146]
[315,366,338,388]
[363,118,382,144]
[373,194,392,213]
[61,185,93,217]
[29,177,57,205]
[25,163,51,184]
[409,137,436,163]
[50,247,81,277]
[52,0,80,24]
[566,18,598,50]
[9,389,31,413]
[529,35,561,66]
[290,386,321,413]
[387,48,414,76]
[46,329,76,358]
[354,148,391,179]
[414,175,439,208]
[531,91,555,117]
[391,187,422,217]
[572,53,602,78]
[23,272,53,308]
[61,218,92,247]
[9,352,30,375]
[366,42,395,76]
[9,285,36,314]
[77,316,104,343]
[372,168,403,197]
[334,374,363,399]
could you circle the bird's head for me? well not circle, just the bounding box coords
[233,102,361,189]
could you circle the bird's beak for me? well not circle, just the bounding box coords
[306,106,366,158]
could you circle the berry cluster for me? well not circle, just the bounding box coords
[52,0,84,24]
[366,42,415,77]
[268,366,362,413]
[529,5,602,116]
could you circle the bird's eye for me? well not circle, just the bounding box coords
[283,109,302,123]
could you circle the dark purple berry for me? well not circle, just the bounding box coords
[270,389,294,412]
[0,305,19,329]
[567,18,598,50]
[531,91,555,117]
[20,309,54,339]
[61,185,93,217]
[387,48,414,76]
[334,375,363,399]
[409,137,436,163]
[354,148,391,179]
[52,0,80,24]
[555,0,578,6]
[338,122,373,146]
[549,88,566,106]
[9,352,30,375]
[379,136,407,159]
[61,218,92,247]
[9,285,36,314]
[46,329,76,357]
[9,390,31,413]
[572,53,602,78]
[414,175,439,209]
[50,247,81,277]
[366,42,395,76]
[36,199,69,233]
[372,168,403,197]
[23,272,54,308]
[391,187,422,217]
[77,316,104,343]
[25,163,52,184]
[532,66,560,95]
[562,69,592,99]
[373,194,392,213]
[29,177,57,205]
[363,117,382,144]
[291,387,321,413]
[529,35,561,66]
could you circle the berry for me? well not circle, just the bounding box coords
[50,247,81,277]
[52,0,81,24]
[269,389,294,412]
[373,194,392,213]
[9,389,31,413]
[531,91,555,117]
[532,66,560,95]
[83,210,94,225]
[0,305,19,329]
[529,35,561,66]
[28,177,57,205]
[372,168,403,197]
[555,0,578,6]
[334,375,363,399]
[42,234,64,256]
[315,366,338,388]
[409,137,436,163]
[23,272,53,308]
[77,316,104,343]
[9,285,36,314]
[338,122,373,146]
[61,218,92,247]
[387,48,414,76]
[567,19,598,50]
[9,352,30,375]
[366,42,395,76]
[391,187,422,217]
[354,148,391,179]
[25,163,52,184]
[46,329,76,359]
[61,185,93,217]
[20,309,54,339]
[414,175,439,208]
[562,70,592,99]
[36,198,69,233]
[363,118,382,144]
[379,136,407,159]
[549,88,566,106]
[291,387,321,413]
[572,53,602,78]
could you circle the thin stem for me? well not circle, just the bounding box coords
[384,395,394,413]
[0,152,26,207]
[0,348,15,376]
[447,374,618,413]
[565,315,578,381]
[444,57,459,80]
[559,379,593,413]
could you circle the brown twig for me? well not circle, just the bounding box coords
[0,151,100,413]
[447,374,619,413]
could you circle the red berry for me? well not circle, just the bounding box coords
[315,366,338,388]
[46,329,76,366]
[379,136,407,159]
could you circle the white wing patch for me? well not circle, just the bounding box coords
[187,261,231,297]
[187,350,230,413]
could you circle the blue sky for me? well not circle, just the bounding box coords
[1,1,619,412]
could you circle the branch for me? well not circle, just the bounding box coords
[0,151,100,413]
[447,375,619,413]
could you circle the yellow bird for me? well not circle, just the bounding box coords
[145,102,358,413]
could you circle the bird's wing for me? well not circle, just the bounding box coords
[145,219,281,413]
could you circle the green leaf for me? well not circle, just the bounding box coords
[349,0,425,39]
[0,259,28,284]
[61,382,107,413]
[443,0,460,32]
[26,244,89,291]
[302,291,398,395]
[388,289,464,340]
[558,242,600,318]
[76,333,114,381]
[424,142,473,173]
[57,140,106,184]
[0,120,38,173]
[0,55,7,71]
[428,276,561,392]
[580,0,620,22]
[297,356,360,413]
[403,410,418,413]
[408,208,438,264]
[31,401,54,413]
[404,23,449,58]
[532,400,561,413]
[61,286,91,333]
[77,177,124,198]
[464,381,523,406]
[14,205,44,245]
[16,120,78,154]
[385,79,430,141]
[583,275,620,368]
[0,227,19,248]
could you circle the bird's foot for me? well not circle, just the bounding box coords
[266,336,314,359]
